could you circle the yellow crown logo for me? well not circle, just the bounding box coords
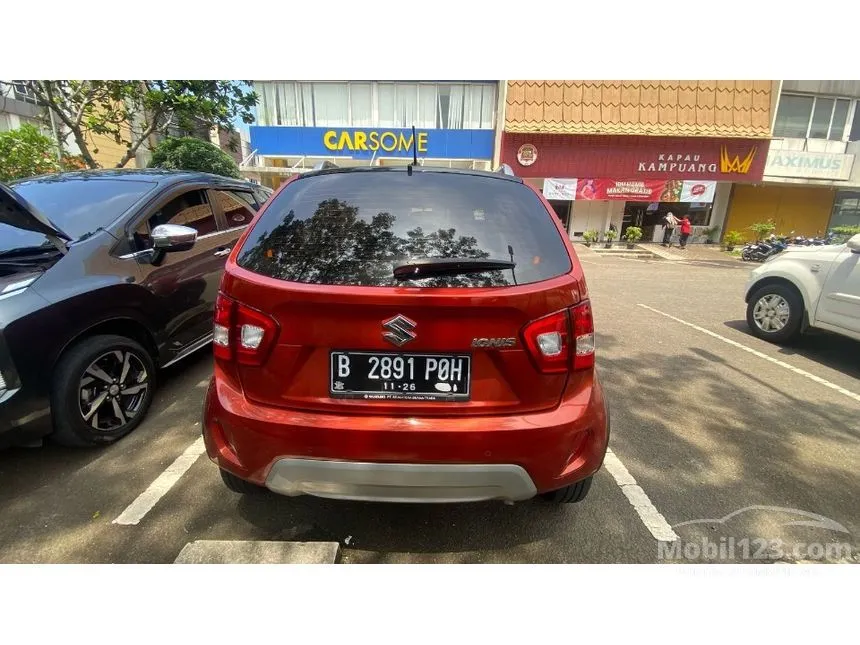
[720,146,756,174]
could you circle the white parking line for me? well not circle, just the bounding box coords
[638,304,860,403]
[113,437,206,525]
[603,449,678,542]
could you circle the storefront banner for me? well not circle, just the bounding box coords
[679,180,716,203]
[570,179,716,202]
[543,178,578,200]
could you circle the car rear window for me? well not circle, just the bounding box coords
[236,170,572,288]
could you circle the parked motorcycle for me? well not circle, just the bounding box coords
[742,234,788,262]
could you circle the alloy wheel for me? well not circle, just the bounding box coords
[78,350,150,432]
[752,294,790,333]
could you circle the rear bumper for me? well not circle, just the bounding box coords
[265,458,537,503]
[203,368,609,502]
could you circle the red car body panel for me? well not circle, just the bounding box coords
[203,169,609,501]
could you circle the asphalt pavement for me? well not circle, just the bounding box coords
[1,249,858,564]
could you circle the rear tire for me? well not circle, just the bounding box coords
[51,334,156,447]
[220,468,267,495]
[746,283,803,344]
[540,476,593,504]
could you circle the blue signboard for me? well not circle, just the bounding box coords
[250,126,495,160]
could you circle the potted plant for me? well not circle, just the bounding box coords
[623,226,643,249]
[723,230,744,252]
[603,228,617,248]
[582,230,599,247]
[705,226,721,244]
[749,220,776,242]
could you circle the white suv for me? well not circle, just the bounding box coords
[744,234,860,344]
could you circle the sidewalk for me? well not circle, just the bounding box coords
[638,242,741,262]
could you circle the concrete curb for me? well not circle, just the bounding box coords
[174,540,341,564]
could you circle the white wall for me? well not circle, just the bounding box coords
[568,200,624,239]
[709,182,732,237]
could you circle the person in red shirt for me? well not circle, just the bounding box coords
[679,215,693,249]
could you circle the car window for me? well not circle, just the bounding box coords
[253,187,272,208]
[133,189,216,250]
[236,171,572,288]
[3,177,157,252]
[214,190,257,229]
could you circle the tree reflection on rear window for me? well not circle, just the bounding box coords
[236,170,572,288]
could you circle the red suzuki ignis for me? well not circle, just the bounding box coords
[203,164,609,504]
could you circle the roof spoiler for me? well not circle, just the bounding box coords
[313,160,339,171]
[495,163,516,177]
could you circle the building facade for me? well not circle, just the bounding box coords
[0,82,47,133]
[243,81,502,189]
[723,80,860,237]
[498,81,777,243]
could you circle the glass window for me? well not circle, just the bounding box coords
[377,83,396,128]
[809,98,834,139]
[851,109,860,142]
[830,99,850,140]
[774,95,814,138]
[312,83,349,126]
[237,170,572,288]
[830,191,860,229]
[298,83,314,127]
[350,83,372,127]
[215,190,257,229]
[417,85,437,128]
[253,187,272,208]
[279,82,299,126]
[255,81,496,130]
[396,83,418,128]
[4,177,157,252]
[134,190,215,250]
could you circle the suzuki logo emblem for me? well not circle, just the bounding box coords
[382,314,417,347]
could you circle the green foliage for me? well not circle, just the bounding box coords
[749,220,776,241]
[705,225,721,241]
[623,226,643,243]
[582,230,599,243]
[0,124,62,182]
[830,225,860,243]
[723,230,745,247]
[18,80,258,169]
[148,137,240,178]
[604,228,618,241]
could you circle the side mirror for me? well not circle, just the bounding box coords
[151,224,197,253]
[847,234,860,253]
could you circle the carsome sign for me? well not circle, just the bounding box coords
[324,129,428,153]
[250,126,495,160]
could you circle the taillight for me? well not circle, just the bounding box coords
[522,309,570,374]
[213,292,279,366]
[571,300,595,370]
[213,293,234,361]
[522,300,595,374]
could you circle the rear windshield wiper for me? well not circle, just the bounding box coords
[393,257,516,281]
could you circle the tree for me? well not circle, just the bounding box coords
[15,81,257,169]
[148,137,241,178]
[237,200,509,288]
[0,124,63,182]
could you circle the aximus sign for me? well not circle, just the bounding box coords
[765,150,854,181]
[250,126,495,160]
